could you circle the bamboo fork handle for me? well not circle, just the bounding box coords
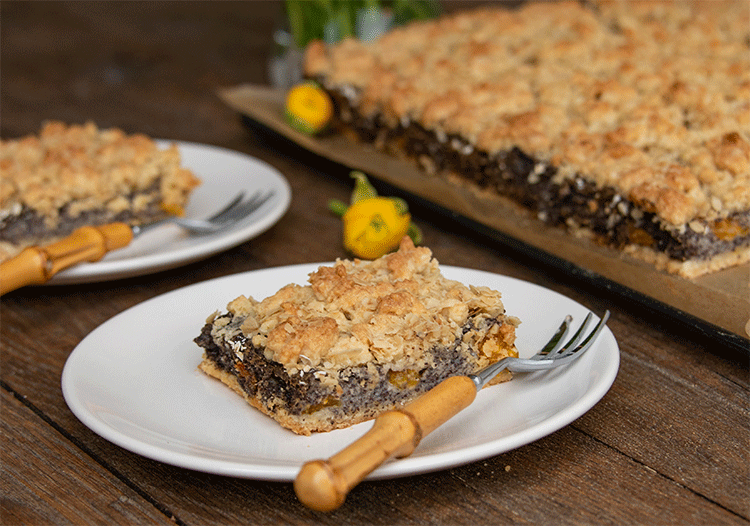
[0,223,133,295]
[294,375,478,512]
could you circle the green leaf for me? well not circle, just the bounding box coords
[389,197,409,215]
[328,198,349,217]
[286,0,440,48]
[350,171,378,204]
[407,221,423,245]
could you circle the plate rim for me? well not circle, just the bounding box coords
[47,140,292,284]
[61,263,620,481]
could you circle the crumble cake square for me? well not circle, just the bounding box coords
[194,237,519,435]
[0,121,200,261]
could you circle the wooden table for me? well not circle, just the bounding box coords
[2,2,748,525]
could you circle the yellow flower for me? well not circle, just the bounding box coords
[284,82,333,135]
[343,197,411,259]
[330,171,422,259]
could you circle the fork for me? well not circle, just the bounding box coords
[133,190,273,236]
[0,190,273,295]
[294,310,610,512]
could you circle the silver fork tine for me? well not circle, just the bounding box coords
[508,311,610,372]
[187,190,273,234]
[132,190,273,236]
[470,310,609,389]
[560,310,610,358]
[210,190,272,226]
[531,315,572,359]
[530,311,595,361]
[544,312,594,359]
[206,192,245,221]
[213,190,260,224]
[132,191,245,236]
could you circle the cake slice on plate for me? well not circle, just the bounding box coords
[0,121,200,261]
[194,237,519,435]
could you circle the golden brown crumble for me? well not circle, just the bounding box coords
[0,121,200,243]
[209,237,518,376]
[304,0,750,228]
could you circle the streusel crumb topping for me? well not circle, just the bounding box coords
[210,237,518,375]
[304,0,749,227]
[0,121,200,226]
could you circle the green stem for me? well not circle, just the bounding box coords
[328,199,349,217]
[285,0,306,48]
[407,222,423,245]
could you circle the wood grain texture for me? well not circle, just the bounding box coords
[1,390,176,525]
[1,2,748,525]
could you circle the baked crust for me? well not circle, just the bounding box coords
[195,237,520,435]
[0,121,200,260]
[304,0,750,277]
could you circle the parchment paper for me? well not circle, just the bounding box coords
[219,84,750,344]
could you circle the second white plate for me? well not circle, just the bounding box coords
[61,264,619,480]
[48,141,291,284]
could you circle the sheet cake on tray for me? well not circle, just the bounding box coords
[303,0,750,279]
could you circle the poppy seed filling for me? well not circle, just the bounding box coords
[323,90,750,263]
[193,238,519,435]
[195,313,506,417]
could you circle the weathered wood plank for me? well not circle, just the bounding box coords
[575,350,750,516]
[1,390,177,525]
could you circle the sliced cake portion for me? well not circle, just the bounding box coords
[0,121,200,261]
[194,237,519,435]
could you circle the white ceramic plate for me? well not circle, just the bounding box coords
[48,141,291,284]
[62,265,619,481]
